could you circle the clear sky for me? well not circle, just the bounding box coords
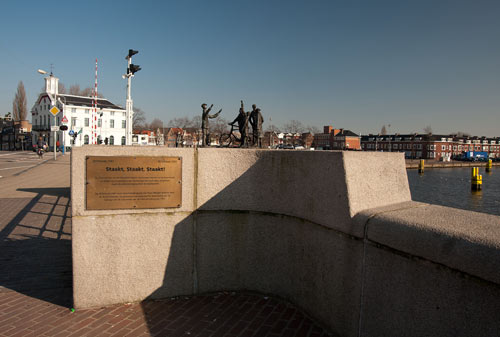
[1,0,499,136]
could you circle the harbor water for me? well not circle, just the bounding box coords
[407,167,500,216]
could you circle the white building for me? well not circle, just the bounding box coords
[31,74,127,148]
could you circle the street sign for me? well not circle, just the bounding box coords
[62,116,68,123]
[50,106,60,116]
[69,130,75,136]
[51,126,60,132]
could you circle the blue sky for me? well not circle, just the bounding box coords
[1,0,499,136]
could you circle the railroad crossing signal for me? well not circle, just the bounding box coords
[50,106,60,116]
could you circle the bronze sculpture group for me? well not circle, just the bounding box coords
[200,100,264,148]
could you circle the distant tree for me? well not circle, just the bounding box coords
[381,125,387,135]
[67,84,103,97]
[12,81,27,121]
[58,83,67,94]
[209,116,229,134]
[80,87,93,97]
[132,107,147,131]
[69,84,81,95]
[305,125,321,134]
[456,131,470,137]
[423,125,433,134]
[265,124,281,133]
[168,117,192,128]
[149,118,164,130]
[190,115,202,128]
[283,120,305,134]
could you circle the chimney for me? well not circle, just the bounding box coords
[324,126,333,134]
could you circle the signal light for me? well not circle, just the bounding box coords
[59,125,68,131]
[129,64,141,74]
[128,49,139,58]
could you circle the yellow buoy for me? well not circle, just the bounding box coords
[471,167,482,191]
[418,159,425,173]
[486,159,492,173]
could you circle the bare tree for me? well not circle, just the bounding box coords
[132,107,147,131]
[423,125,433,134]
[80,87,93,97]
[69,84,81,95]
[381,125,387,135]
[456,131,470,137]
[209,116,229,134]
[283,120,305,134]
[305,125,320,134]
[58,83,67,94]
[190,116,202,128]
[12,81,27,121]
[149,118,164,130]
[67,84,104,97]
[265,124,281,133]
[168,117,192,128]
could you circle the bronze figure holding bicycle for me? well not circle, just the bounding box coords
[220,100,264,148]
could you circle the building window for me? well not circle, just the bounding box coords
[121,136,126,145]
[110,120,114,128]
[85,109,89,114]
[57,117,60,125]
[71,117,77,127]
[122,120,126,128]
[122,112,126,117]
[84,135,89,144]
[109,135,114,145]
[441,145,446,151]
[98,119,102,127]
[71,108,76,113]
[85,118,89,127]
[110,111,115,116]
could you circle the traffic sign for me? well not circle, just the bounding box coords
[69,130,75,136]
[51,126,60,132]
[62,115,68,123]
[50,106,60,116]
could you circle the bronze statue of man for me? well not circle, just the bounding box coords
[229,100,250,147]
[201,103,221,147]
[249,104,264,148]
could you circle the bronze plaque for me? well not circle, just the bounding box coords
[86,156,182,210]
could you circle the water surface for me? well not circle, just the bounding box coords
[407,167,500,216]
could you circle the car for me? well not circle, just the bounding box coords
[283,144,294,149]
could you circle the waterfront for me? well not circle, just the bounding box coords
[408,167,500,216]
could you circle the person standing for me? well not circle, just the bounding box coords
[229,101,250,147]
[249,104,264,148]
[201,103,222,147]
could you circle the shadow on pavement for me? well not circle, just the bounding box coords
[17,187,70,198]
[0,189,72,307]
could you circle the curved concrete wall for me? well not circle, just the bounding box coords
[71,147,500,337]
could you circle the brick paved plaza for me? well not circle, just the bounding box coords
[0,152,332,337]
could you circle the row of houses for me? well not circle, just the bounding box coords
[361,134,500,160]
[308,125,500,160]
